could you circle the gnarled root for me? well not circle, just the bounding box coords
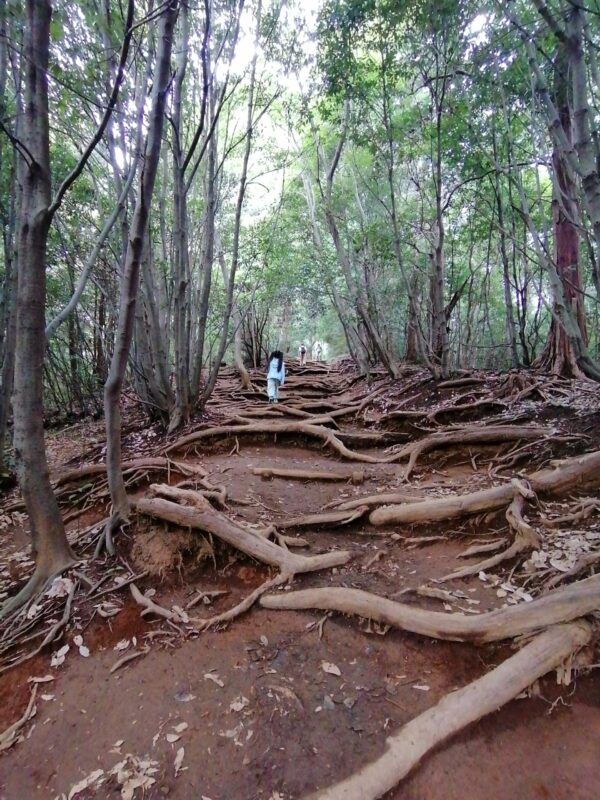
[277,506,368,530]
[391,425,550,481]
[306,622,591,800]
[197,571,291,630]
[260,573,600,643]
[0,684,38,752]
[0,555,76,621]
[440,486,540,581]
[166,420,404,464]
[370,450,600,526]
[252,467,365,484]
[130,583,188,623]
[52,457,207,489]
[0,579,77,673]
[325,491,425,511]
[133,487,352,575]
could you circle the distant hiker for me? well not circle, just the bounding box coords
[298,342,307,366]
[266,350,285,403]
[315,343,322,362]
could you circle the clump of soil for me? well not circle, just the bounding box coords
[130,520,213,578]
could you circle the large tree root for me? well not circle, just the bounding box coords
[426,397,508,424]
[252,467,365,484]
[0,556,76,621]
[196,572,291,630]
[305,622,591,800]
[133,487,352,575]
[277,506,368,530]
[325,491,425,511]
[165,421,387,463]
[370,450,600,526]
[260,573,600,643]
[52,457,206,489]
[439,489,540,581]
[391,424,551,481]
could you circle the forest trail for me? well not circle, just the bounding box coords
[1,362,600,799]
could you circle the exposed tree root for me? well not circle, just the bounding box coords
[437,376,486,389]
[197,571,291,630]
[458,538,508,558]
[391,425,551,481]
[427,398,508,424]
[110,645,151,674]
[165,420,387,462]
[0,580,77,673]
[544,552,600,590]
[336,430,409,447]
[325,491,425,511]
[277,506,368,530]
[540,497,600,528]
[370,450,600,526]
[440,489,540,581]
[0,684,38,752]
[260,573,600,643]
[306,622,591,800]
[133,487,352,574]
[130,583,188,623]
[0,556,76,621]
[252,467,365,484]
[52,457,206,489]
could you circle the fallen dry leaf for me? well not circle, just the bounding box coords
[204,672,224,688]
[229,696,249,712]
[66,768,104,799]
[174,747,185,777]
[172,722,188,733]
[50,644,69,668]
[321,661,341,677]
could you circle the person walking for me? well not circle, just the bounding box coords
[266,350,285,403]
[298,342,307,366]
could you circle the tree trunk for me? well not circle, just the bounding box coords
[3,0,74,617]
[104,0,179,530]
[200,1,262,406]
[492,117,520,368]
[538,52,587,377]
[170,2,191,430]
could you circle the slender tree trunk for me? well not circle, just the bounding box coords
[170,2,191,431]
[104,0,179,534]
[200,0,262,406]
[492,118,519,368]
[190,95,217,400]
[2,0,75,616]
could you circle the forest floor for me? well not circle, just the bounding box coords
[0,362,600,799]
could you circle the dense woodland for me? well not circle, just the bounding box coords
[1,1,600,797]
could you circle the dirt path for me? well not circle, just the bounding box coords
[1,363,599,799]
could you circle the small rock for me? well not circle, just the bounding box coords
[323,695,335,711]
